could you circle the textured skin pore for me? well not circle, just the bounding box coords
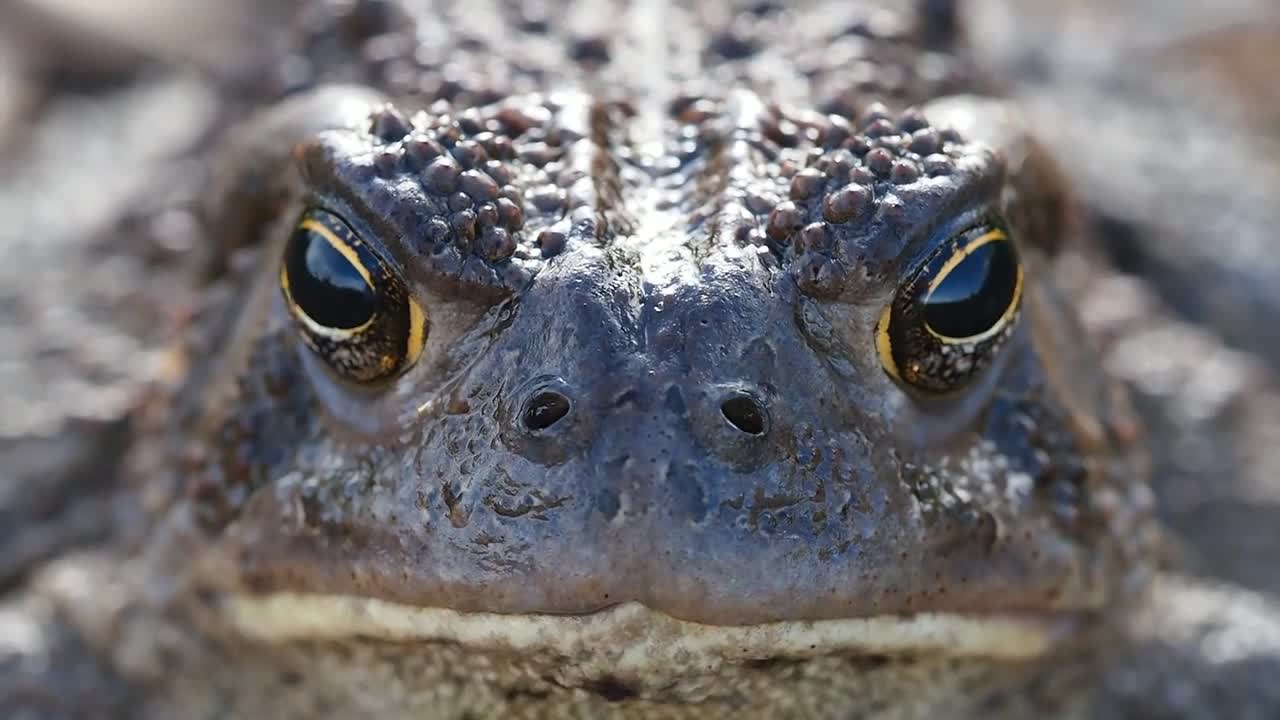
[0,1,1183,718]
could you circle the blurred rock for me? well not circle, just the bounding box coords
[969,0,1280,367]
[0,72,216,587]
[3,0,296,78]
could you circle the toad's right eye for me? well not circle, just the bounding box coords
[280,208,427,384]
[875,217,1023,394]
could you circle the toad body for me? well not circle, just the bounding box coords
[4,1,1180,718]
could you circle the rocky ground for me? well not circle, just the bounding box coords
[0,0,1278,716]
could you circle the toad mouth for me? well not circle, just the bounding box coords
[224,592,1082,677]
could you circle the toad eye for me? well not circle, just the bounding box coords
[280,208,427,384]
[876,219,1023,393]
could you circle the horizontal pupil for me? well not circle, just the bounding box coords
[285,225,377,329]
[923,239,1017,340]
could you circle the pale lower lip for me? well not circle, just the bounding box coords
[225,592,1079,672]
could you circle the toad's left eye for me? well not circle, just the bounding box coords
[876,220,1024,393]
[280,208,427,384]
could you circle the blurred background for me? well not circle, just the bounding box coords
[0,0,1278,646]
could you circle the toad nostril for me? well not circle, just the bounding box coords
[523,390,572,431]
[720,393,768,435]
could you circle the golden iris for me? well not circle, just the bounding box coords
[280,208,426,383]
[877,220,1023,393]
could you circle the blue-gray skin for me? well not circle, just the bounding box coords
[184,87,1154,628]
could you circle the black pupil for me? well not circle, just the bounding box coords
[923,239,1018,340]
[285,224,377,329]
